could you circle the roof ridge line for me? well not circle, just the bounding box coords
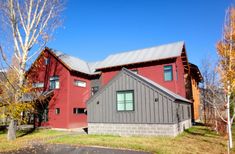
[104,41,185,57]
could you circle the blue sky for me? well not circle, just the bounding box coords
[48,0,232,67]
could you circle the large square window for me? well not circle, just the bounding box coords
[50,76,59,89]
[117,90,134,111]
[164,65,173,81]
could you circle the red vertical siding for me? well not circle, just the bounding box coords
[175,56,186,97]
[27,50,89,129]
[101,57,186,98]
[68,73,90,128]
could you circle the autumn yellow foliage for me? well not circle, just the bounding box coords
[217,7,235,95]
[0,68,35,124]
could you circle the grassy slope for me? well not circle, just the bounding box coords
[0,129,67,152]
[48,126,227,154]
[0,125,230,154]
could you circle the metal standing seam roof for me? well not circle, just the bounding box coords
[96,41,185,70]
[51,41,185,75]
[53,51,100,75]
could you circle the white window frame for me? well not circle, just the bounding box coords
[33,82,44,88]
[50,76,60,89]
[74,80,86,87]
[116,90,134,111]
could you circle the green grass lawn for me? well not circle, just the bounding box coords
[0,129,67,152]
[0,125,231,154]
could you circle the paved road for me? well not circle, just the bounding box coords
[2,144,150,154]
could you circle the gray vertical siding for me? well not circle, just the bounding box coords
[87,71,191,124]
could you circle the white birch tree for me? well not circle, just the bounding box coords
[217,6,235,149]
[0,0,64,140]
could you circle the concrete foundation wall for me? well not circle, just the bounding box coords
[88,119,191,137]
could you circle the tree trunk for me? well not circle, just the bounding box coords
[227,93,233,149]
[7,119,17,141]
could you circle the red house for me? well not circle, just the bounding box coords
[27,41,202,130]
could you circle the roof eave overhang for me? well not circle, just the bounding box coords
[181,45,190,73]
[189,63,203,82]
[95,57,178,71]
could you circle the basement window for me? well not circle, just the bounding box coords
[74,80,86,87]
[73,108,86,114]
[117,90,134,111]
[55,108,60,115]
[50,76,60,89]
[164,65,173,81]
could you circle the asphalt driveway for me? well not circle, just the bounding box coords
[2,144,150,154]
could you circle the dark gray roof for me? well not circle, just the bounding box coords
[50,41,185,75]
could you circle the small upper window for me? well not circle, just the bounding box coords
[50,76,60,89]
[164,65,173,81]
[45,58,50,65]
[33,82,44,88]
[74,80,86,87]
[91,86,99,95]
[117,90,134,111]
[55,108,60,114]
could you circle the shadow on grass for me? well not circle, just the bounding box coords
[17,128,36,138]
[193,122,205,126]
[184,129,206,136]
[184,125,217,137]
[0,125,7,134]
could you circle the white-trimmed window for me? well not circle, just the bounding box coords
[50,76,60,89]
[33,82,44,88]
[74,80,86,87]
[117,90,134,111]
